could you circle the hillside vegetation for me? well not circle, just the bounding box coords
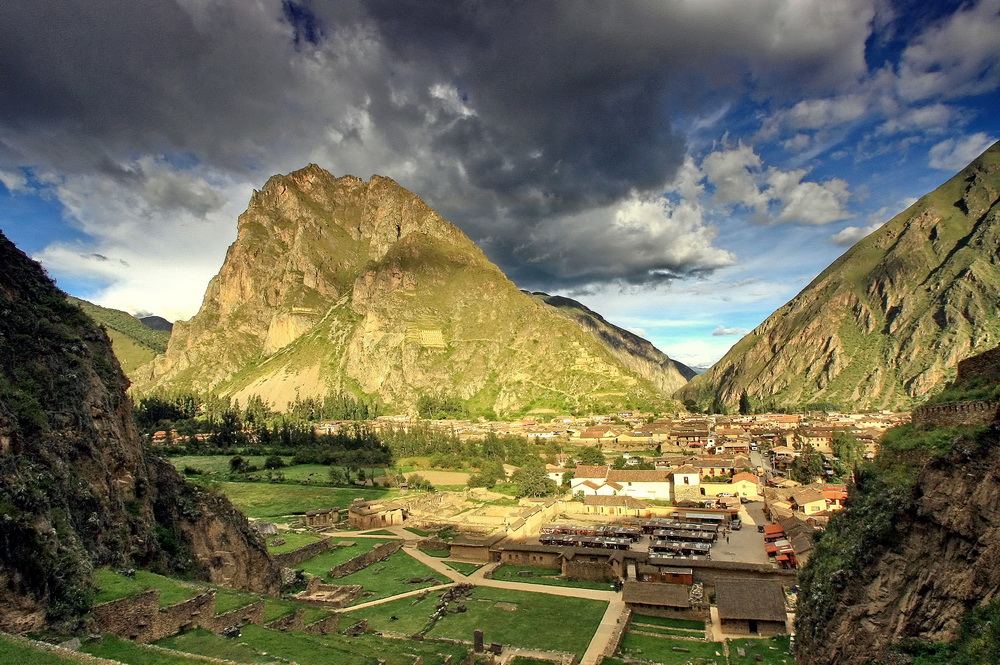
[679,140,1000,411]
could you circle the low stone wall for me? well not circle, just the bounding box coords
[151,591,216,642]
[562,557,616,582]
[272,536,334,568]
[302,611,340,634]
[90,589,159,643]
[604,606,633,659]
[912,399,1000,429]
[417,537,451,554]
[329,540,403,578]
[204,600,265,634]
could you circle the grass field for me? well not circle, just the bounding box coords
[234,624,466,665]
[348,585,607,657]
[427,586,607,657]
[83,634,223,664]
[335,550,444,604]
[297,538,393,581]
[491,565,616,591]
[727,636,794,665]
[618,633,725,664]
[266,531,324,553]
[207,481,398,517]
[443,560,483,576]
[156,628,276,664]
[93,569,202,608]
[0,635,92,665]
[630,615,706,631]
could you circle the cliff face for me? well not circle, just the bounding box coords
[796,344,1000,665]
[678,140,1000,411]
[796,423,1000,665]
[0,231,279,633]
[133,165,689,414]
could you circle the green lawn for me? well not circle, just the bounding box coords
[335,550,445,604]
[491,565,615,591]
[618,633,725,664]
[420,548,451,558]
[93,569,202,608]
[82,634,224,665]
[631,614,706,630]
[211,586,258,615]
[630,624,706,638]
[443,560,483,576]
[349,585,608,657]
[296,538,394,581]
[156,628,276,664]
[266,531,324,553]
[727,636,794,665]
[235,624,465,665]
[208,481,399,518]
[171,455,283,475]
[428,586,607,657]
[0,635,91,665]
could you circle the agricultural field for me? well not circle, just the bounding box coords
[205,481,399,518]
[265,530,324,553]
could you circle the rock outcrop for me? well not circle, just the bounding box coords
[678,140,1000,411]
[795,345,1000,665]
[133,166,691,414]
[0,231,279,633]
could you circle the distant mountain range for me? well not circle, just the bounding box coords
[131,165,693,416]
[678,140,1000,412]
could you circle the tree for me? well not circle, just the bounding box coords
[790,445,825,483]
[831,431,865,468]
[263,455,285,470]
[739,390,752,416]
[577,446,605,466]
[511,466,557,498]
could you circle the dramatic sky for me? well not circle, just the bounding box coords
[2,0,999,368]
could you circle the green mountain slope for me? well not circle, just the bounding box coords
[678,140,1000,411]
[67,297,171,374]
[133,166,690,415]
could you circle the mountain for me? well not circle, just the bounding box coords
[795,345,1000,665]
[528,291,696,393]
[133,165,690,415]
[0,231,279,632]
[68,297,171,374]
[678,140,1000,412]
[139,315,173,332]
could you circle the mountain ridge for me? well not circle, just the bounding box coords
[678,140,1000,411]
[133,166,690,415]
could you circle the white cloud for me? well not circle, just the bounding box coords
[896,0,1000,102]
[32,159,251,320]
[766,169,852,225]
[699,144,853,225]
[712,326,749,336]
[877,103,955,135]
[928,132,998,171]
[0,169,28,192]
[827,224,881,247]
[659,338,742,369]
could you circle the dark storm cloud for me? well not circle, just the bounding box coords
[0,0,875,290]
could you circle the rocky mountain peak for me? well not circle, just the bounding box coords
[134,166,690,414]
